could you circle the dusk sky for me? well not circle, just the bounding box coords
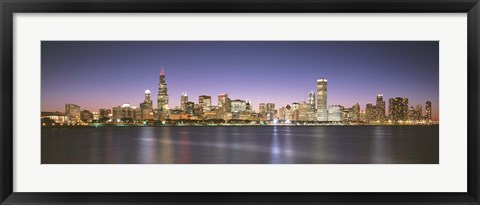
[41,41,439,121]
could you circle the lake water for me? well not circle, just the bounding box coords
[41,125,439,164]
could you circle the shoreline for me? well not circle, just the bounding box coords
[42,123,439,128]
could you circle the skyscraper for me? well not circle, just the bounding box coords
[266,103,276,121]
[307,90,316,121]
[185,102,194,115]
[425,101,432,121]
[308,90,316,106]
[352,103,360,121]
[65,104,80,122]
[298,102,308,121]
[259,103,266,121]
[218,94,231,112]
[365,103,376,122]
[408,106,416,121]
[157,67,169,111]
[140,89,153,120]
[180,92,188,112]
[376,94,385,121]
[388,97,409,122]
[415,105,423,121]
[327,105,343,122]
[218,93,231,120]
[316,78,328,122]
[199,95,212,112]
[291,102,300,121]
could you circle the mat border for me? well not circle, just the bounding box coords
[1,0,479,204]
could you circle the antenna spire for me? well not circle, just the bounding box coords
[160,66,165,76]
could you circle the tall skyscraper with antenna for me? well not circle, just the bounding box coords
[157,66,169,111]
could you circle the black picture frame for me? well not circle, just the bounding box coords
[1,0,479,204]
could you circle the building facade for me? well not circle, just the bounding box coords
[327,105,343,122]
[376,94,386,121]
[80,110,93,122]
[388,97,409,122]
[199,95,212,112]
[352,103,360,121]
[112,103,140,121]
[316,78,328,121]
[41,112,69,124]
[99,109,111,119]
[266,103,276,121]
[180,92,188,112]
[157,67,169,111]
[140,89,153,120]
[65,104,80,122]
[307,90,316,121]
[425,101,432,121]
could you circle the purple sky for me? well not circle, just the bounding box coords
[41,41,439,120]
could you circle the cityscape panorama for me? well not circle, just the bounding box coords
[42,66,435,126]
[41,41,438,127]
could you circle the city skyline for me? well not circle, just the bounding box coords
[41,41,439,121]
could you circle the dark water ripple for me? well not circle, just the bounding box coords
[41,125,439,164]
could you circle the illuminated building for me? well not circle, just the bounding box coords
[199,95,212,112]
[407,106,416,121]
[266,103,276,121]
[157,67,169,111]
[218,93,231,116]
[112,103,139,121]
[185,102,195,115]
[41,112,69,124]
[217,93,226,119]
[193,104,202,116]
[388,97,409,122]
[328,105,343,122]
[133,107,141,121]
[298,102,308,121]
[278,105,292,121]
[416,105,423,121]
[259,103,267,121]
[65,104,80,122]
[425,101,432,121]
[376,94,385,121]
[341,108,354,122]
[291,102,299,121]
[140,89,153,120]
[365,103,377,122]
[285,104,292,121]
[99,109,111,119]
[352,103,360,121]
[316,78,328,122]
[203,110,218,120]
[359,110,366,122]
[231,99,247,113]
[80,110,93,122]
[180,92,188,112]
[92,112,99,121]
[245,100,252,113]
[307,90,316,121]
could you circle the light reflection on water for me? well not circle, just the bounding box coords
[41,126,439,164]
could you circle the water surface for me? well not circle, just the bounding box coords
[41,126,439,164]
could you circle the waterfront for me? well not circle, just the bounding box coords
[41,125,438,164]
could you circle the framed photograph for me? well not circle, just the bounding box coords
[1,0,479,204]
